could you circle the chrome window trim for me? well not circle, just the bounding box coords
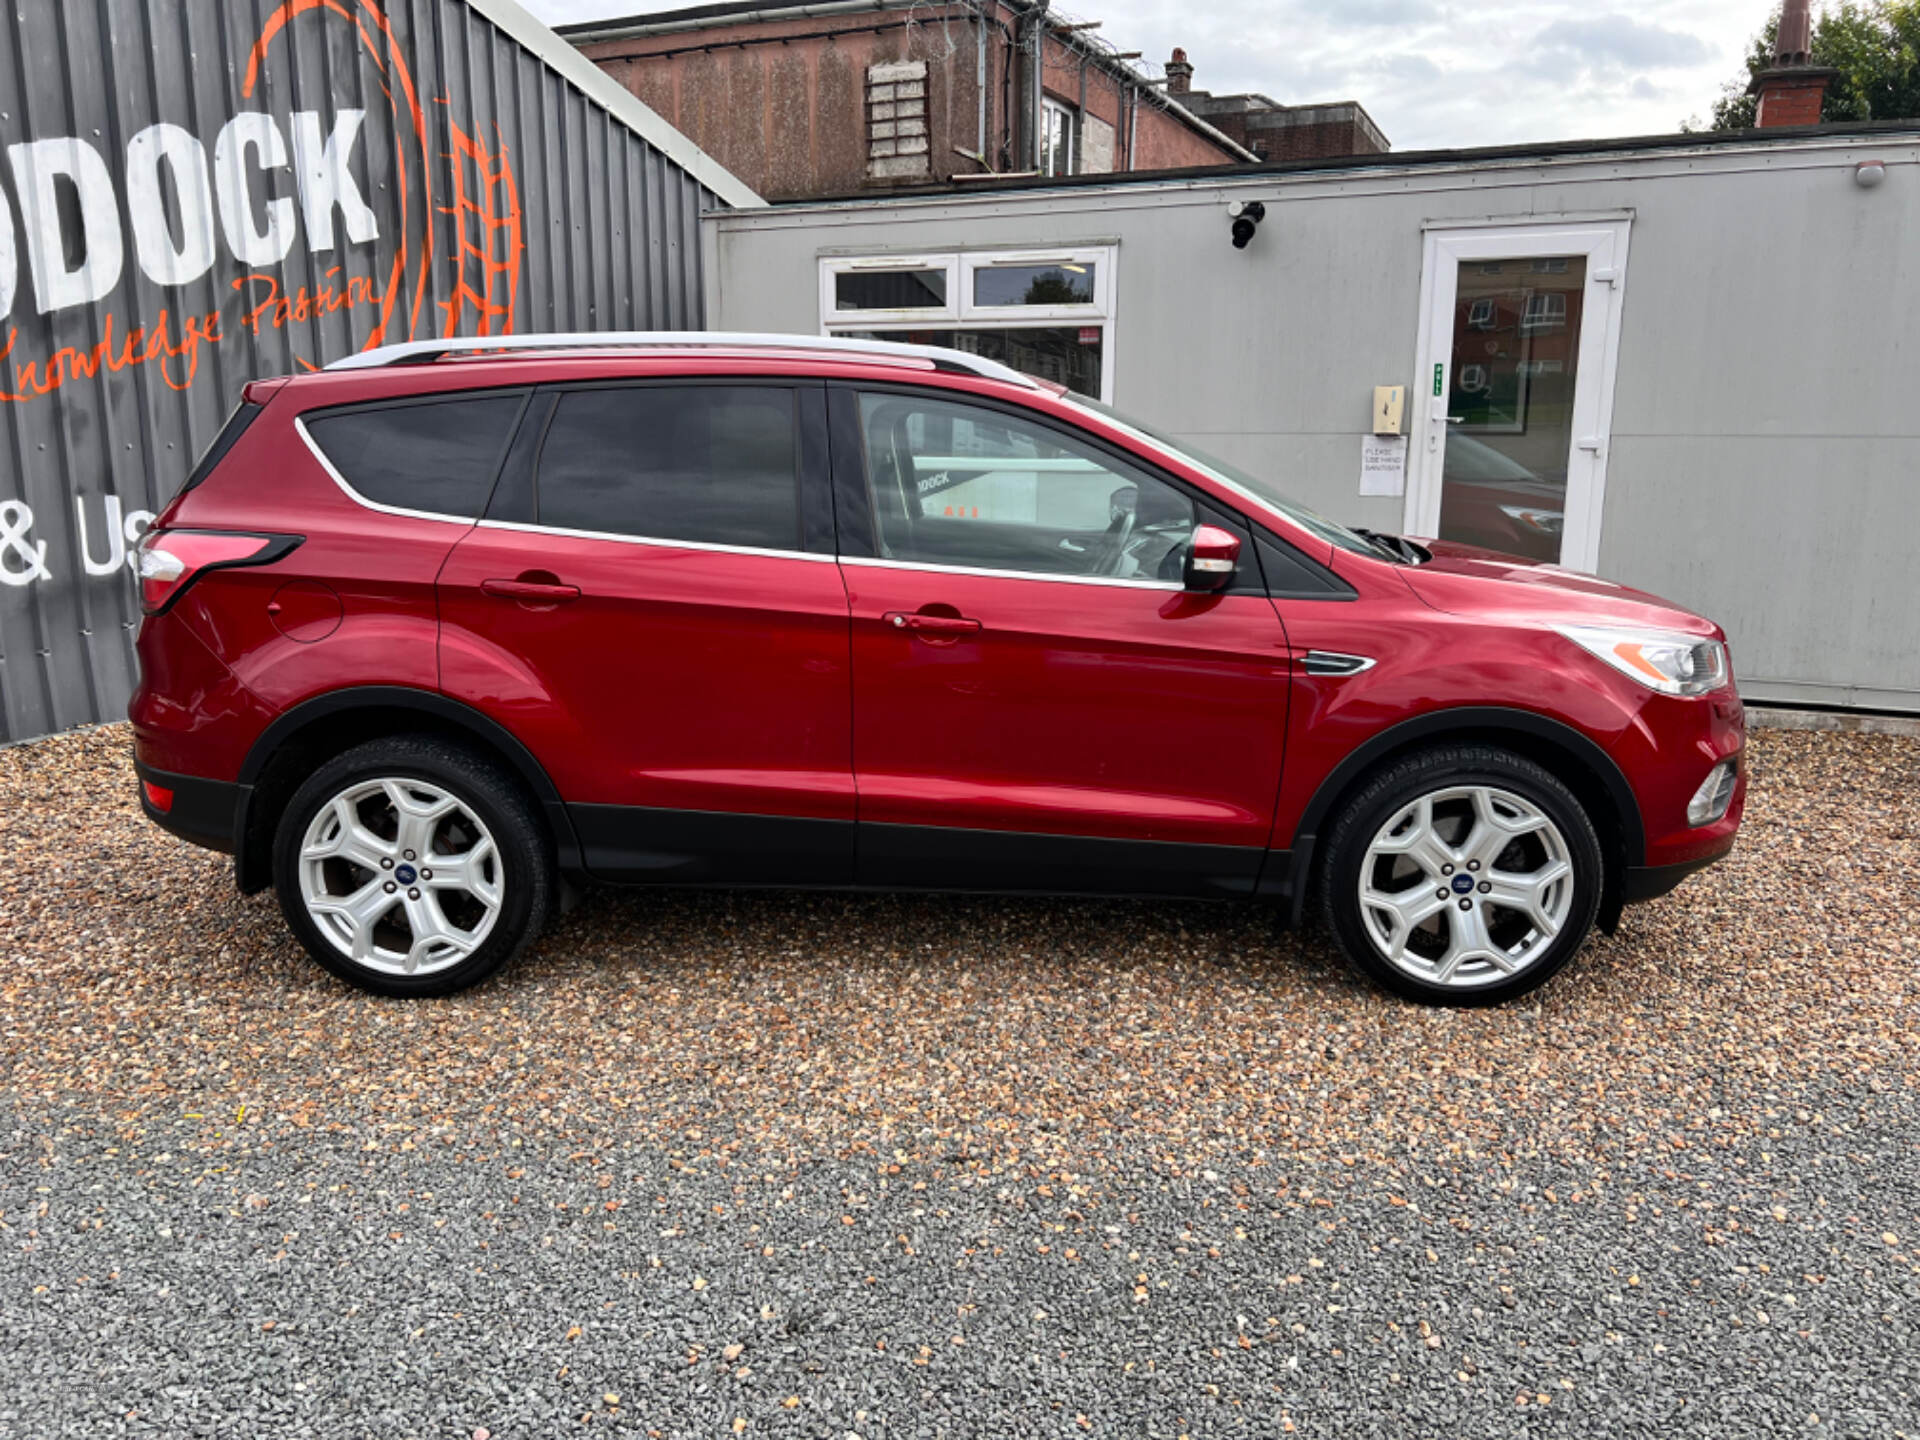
[838,554,1183,592]
[475,517,832,564]
[294,416,477,528]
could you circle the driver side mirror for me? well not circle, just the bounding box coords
[1184,524,1242,592]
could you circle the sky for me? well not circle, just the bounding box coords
[525,0,1772,151]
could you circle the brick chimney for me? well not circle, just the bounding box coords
[1749,0,1837,127]
[1165,47,1193,96]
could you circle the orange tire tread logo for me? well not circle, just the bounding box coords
[441,121,524,338]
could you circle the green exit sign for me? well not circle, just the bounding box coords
[1433,363,1444,397]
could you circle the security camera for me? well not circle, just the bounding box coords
[1228,199,1266,249]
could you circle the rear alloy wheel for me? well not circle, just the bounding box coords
[273,737,552,996]
[1321,747,1602,1005]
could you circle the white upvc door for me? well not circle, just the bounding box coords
[1406,219,1631,573]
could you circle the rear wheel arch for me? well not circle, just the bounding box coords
[235,687,578,893]
[1288,707,1642,927]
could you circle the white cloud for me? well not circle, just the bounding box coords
[1529,15,1715,76]
[522,0,1765,149]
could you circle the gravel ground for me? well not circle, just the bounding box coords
[2,724,1917,1439]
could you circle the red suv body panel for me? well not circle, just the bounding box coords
[129,344,1744,917]
[842,562,1291,893]
[437,524,859,883]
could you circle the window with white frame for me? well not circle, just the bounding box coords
[819,248,1116,402]
[1041,98,1077,177]
[1521,291,1567,334]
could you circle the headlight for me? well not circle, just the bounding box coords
[1555,625,1729,697]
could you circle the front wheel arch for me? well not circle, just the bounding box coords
[1284,707,1641,930]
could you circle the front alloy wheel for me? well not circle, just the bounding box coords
[1358,785,1575,990]
[1322,746,1602,1005]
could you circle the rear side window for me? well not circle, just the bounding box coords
[537,386,800,551]
[178,399,263,494]
[305,394,525,518]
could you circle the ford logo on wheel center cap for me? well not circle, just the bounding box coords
[395,863,418,885]
[1451,873,1474,894]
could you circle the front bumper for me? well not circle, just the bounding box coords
[1621,832,1737,903]
[134,761,246,856]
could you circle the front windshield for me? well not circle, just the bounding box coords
[1063,393,1386,558]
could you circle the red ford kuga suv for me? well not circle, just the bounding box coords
[129,333,1745,1005]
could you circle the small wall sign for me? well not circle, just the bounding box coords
[1360,434,1409,497]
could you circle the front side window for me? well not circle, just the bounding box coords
[1060,391,1387,559]
[858,392,1193,582]
[305,393,525,518]
[537,386,801,551]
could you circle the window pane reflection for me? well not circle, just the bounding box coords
[972,263,1096,307]
[1437,255,1585,564]
[834,268,948,311]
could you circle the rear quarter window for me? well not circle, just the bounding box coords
[304,393,527,518]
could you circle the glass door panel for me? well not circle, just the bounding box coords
[1436,256,1586,562]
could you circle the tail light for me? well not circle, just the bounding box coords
[135,529,301,614]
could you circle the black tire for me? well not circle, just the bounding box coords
[1319,744,1603,1007]
[272,735,554,997]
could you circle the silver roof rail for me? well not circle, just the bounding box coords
[323,330,1039,388]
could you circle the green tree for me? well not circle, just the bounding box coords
[1689,1,1920,129]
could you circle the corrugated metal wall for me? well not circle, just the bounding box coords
[0,0,728,742]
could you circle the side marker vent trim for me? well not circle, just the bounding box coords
[1301,651,1377,677]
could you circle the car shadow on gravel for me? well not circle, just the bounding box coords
[526,880,1367,996]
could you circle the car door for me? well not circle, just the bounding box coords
[830,384,1292,897]
[438,379,856,883]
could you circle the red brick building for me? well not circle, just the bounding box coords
[1162,47,1389,163]
[562,0,1259,201]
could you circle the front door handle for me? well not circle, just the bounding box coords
[482,577,581,603]
[884,611,982,637]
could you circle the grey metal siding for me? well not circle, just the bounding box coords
[0,0,725,742]
[709,134,1920,713]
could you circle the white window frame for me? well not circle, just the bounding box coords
[819,246,1118,404]
[1041,96,1077,177]
[960,249,1111,322]
[818,252,958,329]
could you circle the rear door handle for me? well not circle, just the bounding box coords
[482,578,581,603]
[884,611,982,636]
